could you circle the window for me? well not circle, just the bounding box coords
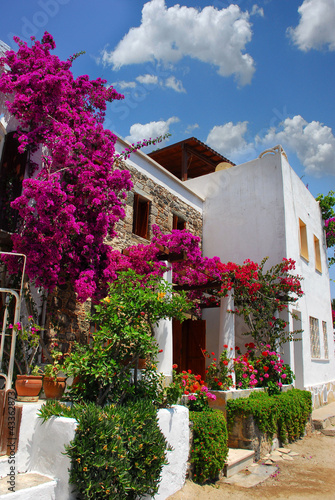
[173,214,186,230]
[322,321,329,359]
[299,218,309,261]
[0,131,27,232]
[133,193,150,239]
[314,235,322,273]
[309,316,321,358]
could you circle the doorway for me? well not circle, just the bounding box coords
[173,319,206,380]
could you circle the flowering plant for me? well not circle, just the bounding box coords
[164,367,204,405]
[234,343,294,394]
[10,316,41,375]
[43,344,66,380]
[220,257,303,349]
[204,347,234,390]
[187,385,216,412]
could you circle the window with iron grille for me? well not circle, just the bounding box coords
[309,316,321,358]
[322,321,329,359]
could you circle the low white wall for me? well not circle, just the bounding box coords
[15,402,77,499]
[153,405,190,500]
[10,402,189,500]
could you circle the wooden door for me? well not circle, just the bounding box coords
[173,319,206,380]
[0,390,22,456]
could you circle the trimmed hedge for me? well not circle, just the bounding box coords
[226,388,312,443]
[190,410,228,484]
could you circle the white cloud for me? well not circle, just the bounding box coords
[102,0,257,85]
[185,123,199,135]
[111,80,136,89]
[206,121,254,157]
[258,115,335,176]
[125,117,180,145]
[206,116,335,177]
[165,76,186,93]
[288,0,335,51]
[136,74,159,85]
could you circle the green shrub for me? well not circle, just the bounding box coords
[39,400,168,499]
[190,410,228,484]
[226,389,312,443]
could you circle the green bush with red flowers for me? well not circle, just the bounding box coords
[204,346,234,390]
[189,410,228,484]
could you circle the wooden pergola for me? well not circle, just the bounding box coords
[148,137,235,181]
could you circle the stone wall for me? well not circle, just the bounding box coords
[44,282,91,350]
[111,160,203,251]
[44,159,203,345]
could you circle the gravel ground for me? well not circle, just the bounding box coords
[167,431,335,500]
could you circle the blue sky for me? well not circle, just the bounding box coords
[1,0,335,294]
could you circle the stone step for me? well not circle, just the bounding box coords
[312,401,335,430]
[223,448,255,478]
[320,424,335,436]
[0,472,56,499]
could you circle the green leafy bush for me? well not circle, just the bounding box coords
[226,389,312,443]
[190,410,228,484]
[63,270,190,406]
[39,400,168,499]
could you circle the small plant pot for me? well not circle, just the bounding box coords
[15,375,43,401]
[43,376,67,400]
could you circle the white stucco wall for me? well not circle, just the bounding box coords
[152,405,190,500]
[280,154,335,388]
[185,148,335,394]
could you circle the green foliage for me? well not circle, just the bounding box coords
[39,400,168,499]
[63,270,191,406]
[316,190,335,266]
[190,410,228,484]
[226,389,312,443]
[316,190,335,221]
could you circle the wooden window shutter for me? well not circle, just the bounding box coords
[173,214,186,230]
[133,193,150,239]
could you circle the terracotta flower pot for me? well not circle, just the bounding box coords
[15,375,43,401]
[138,358,147,370]
[43,376,67,400]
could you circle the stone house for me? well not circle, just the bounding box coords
[1,38,334,405]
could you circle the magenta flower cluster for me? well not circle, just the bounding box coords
[0,33,133,301]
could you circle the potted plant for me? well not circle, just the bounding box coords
[42,346,67,400]
[12,316,43,401]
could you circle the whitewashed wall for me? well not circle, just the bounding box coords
[185,148,335,397]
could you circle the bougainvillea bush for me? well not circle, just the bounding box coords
[0,33,167,303]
